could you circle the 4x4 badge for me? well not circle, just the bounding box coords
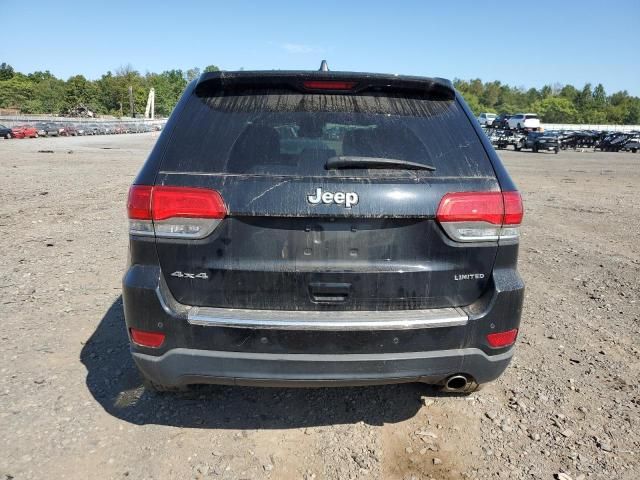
[307,187,359,208]
[170,271,209,280]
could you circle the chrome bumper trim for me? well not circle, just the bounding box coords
[186,305,468,331]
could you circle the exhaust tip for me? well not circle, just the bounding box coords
[442,374,476,393]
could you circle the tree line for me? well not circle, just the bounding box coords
[0,62,220,118]
[454,78,640,124]
[1,62,639,124]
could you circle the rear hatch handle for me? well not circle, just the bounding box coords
[309,282,351,304]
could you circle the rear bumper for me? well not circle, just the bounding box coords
[123,249,524,387]
[133,346,513,387]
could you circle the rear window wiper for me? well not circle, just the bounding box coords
[325,156,436,171]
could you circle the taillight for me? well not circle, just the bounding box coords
[486,328,518,348]
[127,185,154,235]
[436,191,523,242]
[130,328,165,348]
[127,185,226,239]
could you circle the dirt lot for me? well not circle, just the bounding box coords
[0,134,638,480]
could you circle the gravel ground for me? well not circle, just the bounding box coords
[0,134,638,480]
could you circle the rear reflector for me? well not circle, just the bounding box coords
[486,328,518,348]
[130,328,165,348]
[436,191,523,242]
[303,80,357,91]
[127,185,227,239]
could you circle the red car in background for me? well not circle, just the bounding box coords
[60,124,78,136]
[11,125,39,139]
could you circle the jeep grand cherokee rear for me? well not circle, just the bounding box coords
[123,68,524,392]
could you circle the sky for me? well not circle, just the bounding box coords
[2,0,639,95]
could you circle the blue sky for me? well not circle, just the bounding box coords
[2,0,639,95]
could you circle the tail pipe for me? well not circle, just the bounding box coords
[442,374,477,393]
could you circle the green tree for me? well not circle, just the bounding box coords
[0,62,14,80]
[532,97,578,123]
[0,74,34,109]
[592,83,607,108]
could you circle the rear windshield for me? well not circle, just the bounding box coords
[161,90,495,178]
[525,115,539,119]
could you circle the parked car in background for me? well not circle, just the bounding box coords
[477,113,497,126]
[507,113,541,130]
[622,134,640,153]
[49,123,65,136]
[11,125,39,139]
[95,124,110,135]
[44,123,61,137]
[61,124,78,136]
[519,131,559,153]
[486,128,525,150]
[492,114,511,129]
[1,124,13,139]
[74,124,88,136]
[35,123,49,137]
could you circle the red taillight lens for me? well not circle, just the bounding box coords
[303,80,357,91]
[127,185,226,239]
[502,191,524,225]
[486,328,518,348]
[436,192,504,225]
[130,328,165,348]
[151,186,226,221]
[436,191,523,242]
[127,185,153,219]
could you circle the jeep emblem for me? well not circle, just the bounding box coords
[307,187,359,208]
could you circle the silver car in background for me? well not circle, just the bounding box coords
[477,112,497,126]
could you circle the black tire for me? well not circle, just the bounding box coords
[632,148,638,153]
[554,148,559,154]
[533,146,538,153]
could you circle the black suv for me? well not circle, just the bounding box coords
[520,132,560,153]
[124,67,525,393]
[491,114,511,129]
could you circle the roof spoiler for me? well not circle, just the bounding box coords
[194,70,455,100]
